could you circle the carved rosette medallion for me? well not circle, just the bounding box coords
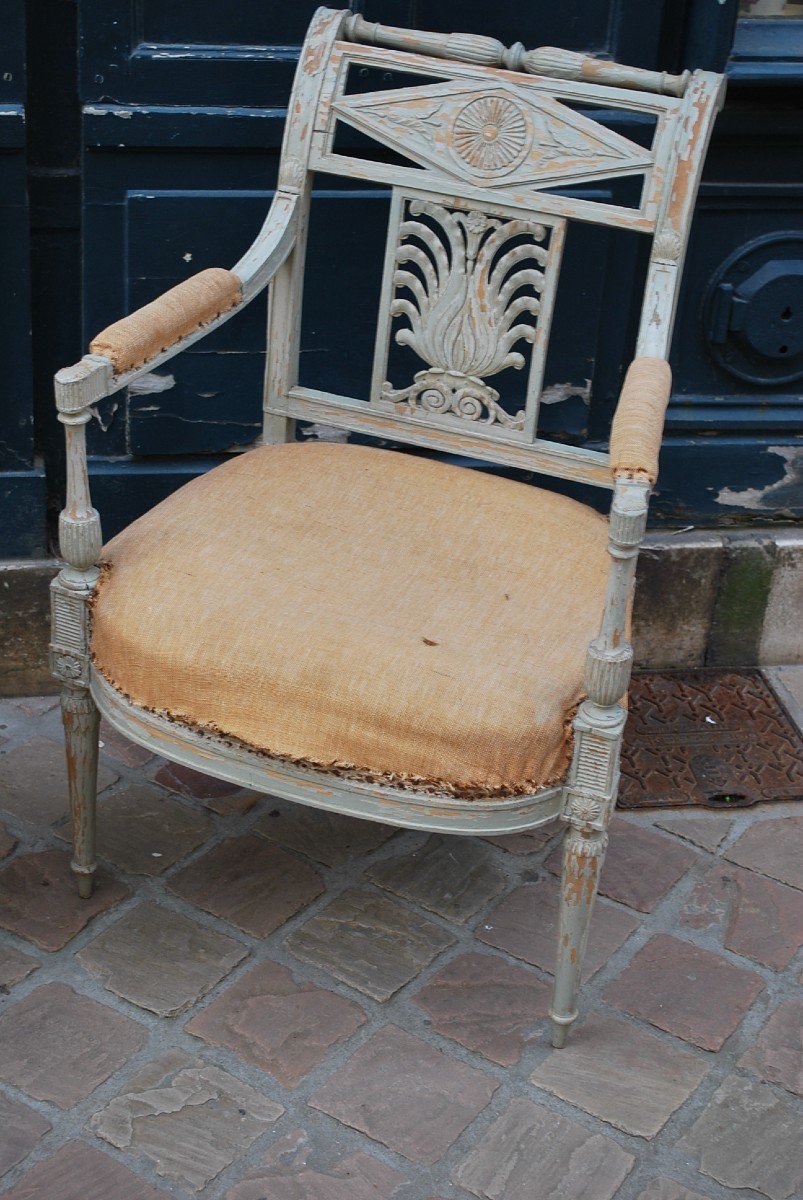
[381,199,550,429]
[566,795,604,825]
[450,95,531,177]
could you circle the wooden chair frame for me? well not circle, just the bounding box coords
[50,7,725,1048]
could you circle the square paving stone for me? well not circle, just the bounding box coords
[366,835,506,923]
[453,1097,634,1200]
[168,835,324,937]
[0,944,39,990]
[530,1013,708,1138]
[0,982,146,1108]
[0,850,127,950]
[185,959,365,1087]
[724,815,803,889]
[309,1025,497,1165]
[604,933,764,1050]
[483,819,563,855]
[99,719,154,767]
[654,814,734,852]
[151,760,258,814]
[413,951,549,1065]
[78,901,248,1016]
[635,1181,709,1200]
[3,1140,170,1200]
[0,819,16,858]
[0,736,117,826]
[739,999,803,1096]
[677,1073,803,1200]
[0,1092,51,1179]
[679,861,803,969]
[545,818,697,913]
[476,878,638,980]
[224,1128,408,1200]
[254,802,396,867]
[55,784,214,875]
[287,887,455,1001]
[90,1052,284,1194]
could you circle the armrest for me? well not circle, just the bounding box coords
[609,356,672,484]
[89,268,242,376]
[51,189,300,580]
[56,190,299,409]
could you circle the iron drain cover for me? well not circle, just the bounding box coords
[618,670,803,809]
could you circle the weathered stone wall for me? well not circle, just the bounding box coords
[633,528,802,669]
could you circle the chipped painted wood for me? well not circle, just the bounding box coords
[52,9,724,1038]
[60,689,100,899]
[549,475,647,1045]
[50,402,104,898]
[277,386,613,488]
[344,13,690,98]
[91,672,563,837]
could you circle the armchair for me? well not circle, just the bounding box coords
[50,6,725,1048]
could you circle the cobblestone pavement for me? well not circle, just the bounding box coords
[0,678,801,1200]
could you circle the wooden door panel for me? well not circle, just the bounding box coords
[76,0,782,534]
[0,0,46,556]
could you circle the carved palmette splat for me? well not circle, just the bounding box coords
[333,81,654,190]
[378,199,556,430]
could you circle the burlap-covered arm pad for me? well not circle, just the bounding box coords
[89,268,243,375]
[609,356,672,484]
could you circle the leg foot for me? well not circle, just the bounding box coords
[75,871,95,900]
[61,688,99,900]
[551,823,608,1045]
[549,1012,576,1049]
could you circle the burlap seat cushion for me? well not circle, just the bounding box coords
[91,443,610,796]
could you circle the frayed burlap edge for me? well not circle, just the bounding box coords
[90,661,577,802]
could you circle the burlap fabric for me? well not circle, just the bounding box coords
[90,268,242,375]
[609,356,672,482]
[91,443,611,796]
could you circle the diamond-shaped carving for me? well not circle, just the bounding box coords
[333,81,653,190]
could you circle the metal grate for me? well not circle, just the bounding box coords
[619,669,803,809]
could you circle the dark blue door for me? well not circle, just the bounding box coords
[66,1,802,538]
[0,1,44,557]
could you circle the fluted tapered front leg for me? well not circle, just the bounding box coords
[551,822,609,1047]
[61,688,100,898]
[549,700,623,1048]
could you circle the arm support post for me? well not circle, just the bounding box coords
[58,412,102,583]
[551,473,649,1048]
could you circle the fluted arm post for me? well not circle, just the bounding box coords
[50,357,112,686]
[59,413,102,579]
[550,476,649,1047]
